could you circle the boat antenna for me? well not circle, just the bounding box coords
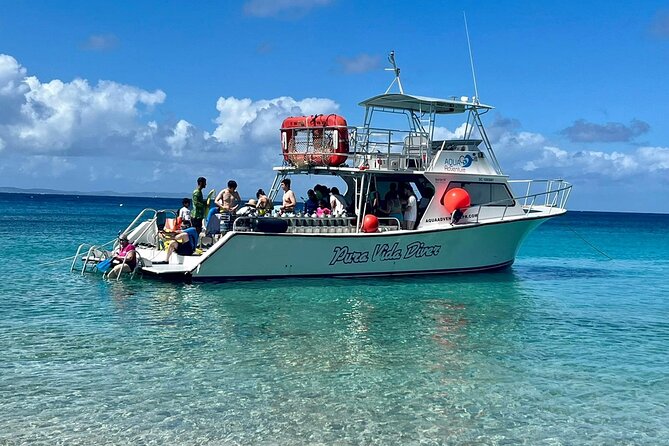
[384,51,404,94]
[463,12,480,104]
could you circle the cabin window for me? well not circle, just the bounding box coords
[442,182,515,207]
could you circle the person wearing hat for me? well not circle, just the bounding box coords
[108,233,137,278]
[236,199,258,216]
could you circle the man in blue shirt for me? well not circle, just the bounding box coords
[165,227,199,263]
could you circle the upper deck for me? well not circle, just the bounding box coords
[359,93,493,114]
[277,92,500,176]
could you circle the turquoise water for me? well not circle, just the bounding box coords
[1,193,668,445]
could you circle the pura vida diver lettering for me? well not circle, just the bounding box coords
[329,246,369,265]
[329,241,441,266]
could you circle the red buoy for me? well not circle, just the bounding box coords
[443,188,471,214]
[361,214,379,233]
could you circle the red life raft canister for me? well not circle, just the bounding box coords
[281,114,349,167]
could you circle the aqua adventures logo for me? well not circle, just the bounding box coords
[444,154,474,172]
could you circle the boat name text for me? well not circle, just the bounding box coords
[329,242,441,266]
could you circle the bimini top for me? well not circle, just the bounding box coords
[359,93,493,114]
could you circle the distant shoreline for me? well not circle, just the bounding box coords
[0,186,183,200]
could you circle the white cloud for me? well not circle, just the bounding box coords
[2,52,666,204]
[0,53,343,193]
[165,120,194,157]
[210,95,339,173]
[0,54,167,156]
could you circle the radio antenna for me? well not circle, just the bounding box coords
[384,51,404,94]
[463,12,479,104]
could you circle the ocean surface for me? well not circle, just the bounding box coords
[0,193,667,445]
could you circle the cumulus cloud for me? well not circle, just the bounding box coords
[3,51,665,199]
[521,146,669,180]
[337,54,381,74]
[561,118,650,143]
[0,53,342,191]
[211,96,338,174]
[243,0,333,18]
[482,116,669,181]
[430,114,668,183]
[81,34,120,51]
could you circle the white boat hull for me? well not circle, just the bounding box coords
[141,214,554,280]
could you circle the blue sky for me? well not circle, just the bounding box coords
[1,0,668,212]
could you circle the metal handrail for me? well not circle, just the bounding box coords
[72,239,116,274]
[120,208,158,237]
[467,180,572,224]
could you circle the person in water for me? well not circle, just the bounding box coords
[108,233,137,278]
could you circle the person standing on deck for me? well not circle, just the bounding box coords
[214,180,242,232]
[279,178,296,213]
[215,180,241,213]
[191,177,207,235]
[403,184,417,230]
[329,187,347,216]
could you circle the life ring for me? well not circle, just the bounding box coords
[281,114,349,167]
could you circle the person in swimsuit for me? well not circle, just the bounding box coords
[215,180,241,213]
[256,189,272,215]
[279,178,296,213]
[108,233,137,278]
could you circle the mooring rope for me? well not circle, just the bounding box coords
[35,254,80,267]
[566,224,613,260]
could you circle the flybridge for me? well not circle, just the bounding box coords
[359,93,493,114]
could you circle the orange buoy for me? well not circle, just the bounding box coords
[361,214,379,233]
[443,188,471,214]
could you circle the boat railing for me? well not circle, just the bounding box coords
[508,179,572,211]
[71,207,169,276]
[280,124,488,173]
[349,127,432,170]
[71,240,116,275]
[463,179,572,224]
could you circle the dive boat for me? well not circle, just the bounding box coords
[73,54,571,281]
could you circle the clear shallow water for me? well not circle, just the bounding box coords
[0,193,668,445]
